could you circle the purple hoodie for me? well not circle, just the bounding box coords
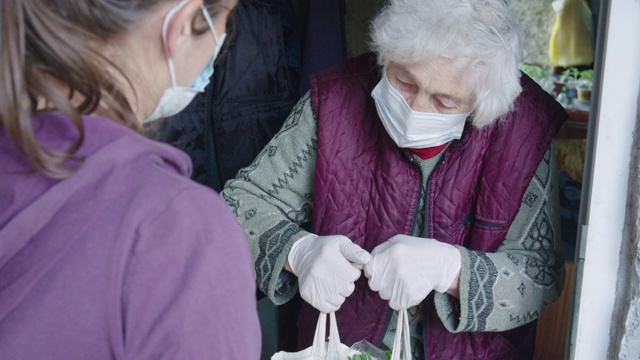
[0,114,261,359]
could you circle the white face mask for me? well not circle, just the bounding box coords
[144,0,227,123]
[371,71,471,148]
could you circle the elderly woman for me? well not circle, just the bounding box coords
[221,0,567,358]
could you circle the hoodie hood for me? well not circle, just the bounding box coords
[0,113,191,321]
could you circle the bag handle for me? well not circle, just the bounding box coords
[310,312,341,360]
[390,309,412,360]
[310,310,410,360]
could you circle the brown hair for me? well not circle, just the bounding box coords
[0,0,180,178]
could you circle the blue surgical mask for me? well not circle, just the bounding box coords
[371,70,470,148]
[192,27,227,92]
[145,1,227,123]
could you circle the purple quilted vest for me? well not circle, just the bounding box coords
[297,53,567,359]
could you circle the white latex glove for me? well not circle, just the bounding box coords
[364,235,461,310]
[288,234,371,313]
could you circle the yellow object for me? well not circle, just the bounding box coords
[548,0,594,67]
[556,138,587,182]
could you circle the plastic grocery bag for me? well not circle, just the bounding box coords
[346,309,411,360]
[348,340,391,360]
[548,0,594,66]
[271,312,359,360]
[271,310,412,360]
[390,309,411,360]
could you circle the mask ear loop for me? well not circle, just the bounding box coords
[200,5,221,44]
[161,0,190,88]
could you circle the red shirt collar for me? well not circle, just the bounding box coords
[409,142,448,160]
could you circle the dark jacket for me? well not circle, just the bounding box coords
[298,53,567,359]
[157,0,299,191]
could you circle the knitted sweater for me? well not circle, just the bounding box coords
[221,93,564,356]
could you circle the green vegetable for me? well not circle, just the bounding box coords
[348,353,372,360]
[348,351,392,360]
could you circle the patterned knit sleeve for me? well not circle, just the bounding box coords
[220,93,318,305]
[434,142,565,332]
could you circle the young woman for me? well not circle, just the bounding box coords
[0,1,260,358]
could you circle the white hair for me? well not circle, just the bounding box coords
[370,0,525,128]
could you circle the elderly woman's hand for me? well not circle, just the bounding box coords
[364,235,461,310]
[287,234,371,313]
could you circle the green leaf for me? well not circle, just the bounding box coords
[517,63,548,79]
[579,69,593,81]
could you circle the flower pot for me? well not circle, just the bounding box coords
[553,80,566,95]
[576,80,592,102]
[577,88,591,102]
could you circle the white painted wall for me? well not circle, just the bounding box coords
[569,0,640,358]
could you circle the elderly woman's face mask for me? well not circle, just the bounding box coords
[371,62,473,148]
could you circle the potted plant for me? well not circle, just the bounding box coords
[576,69,593,102]
[518,63,554,93]
[560,67,580,100]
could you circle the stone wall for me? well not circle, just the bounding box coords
[509,0,556,66]
[342,0,556,66]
